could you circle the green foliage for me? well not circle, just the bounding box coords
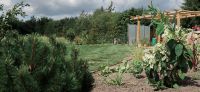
[108,73,123,86]
[181,0,200,28]
[0,2,28,39]
[116,8,150,42]
[142,5,194,90]
[115,60,131,73]
[182,0,200,10]
[66,28,76,42]
[197,44,200,53]
[100,60,132,86]
[100,66,113,77]
[7,2,151,44]
[131,60,143,78]
[0,4,94,90]
[100,60,130,77]
[0,34,94,92]
[0,5,94,91]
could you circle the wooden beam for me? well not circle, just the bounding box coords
[136,17,141,44]
[130,10,200,44]
[181,14,200,18]
[131,10,200,20]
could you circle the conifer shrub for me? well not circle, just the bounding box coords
[0,33,94,92]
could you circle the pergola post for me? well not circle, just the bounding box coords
[157,15,161,43]
[176,11,181,27]
[136,17,141,44]
[158,35,161,43]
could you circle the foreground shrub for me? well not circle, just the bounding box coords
[0,33,94,92]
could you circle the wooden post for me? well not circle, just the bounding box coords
[158,35,161,43]
[177,11,181,27]
[157,14,161,43]
[127,24,131,45]
[137,17,141,44]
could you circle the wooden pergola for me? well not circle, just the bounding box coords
[131,10,200,44]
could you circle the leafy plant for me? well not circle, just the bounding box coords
[108,72,123,86]
[100,60,131,77]
[100,66,113,77]
[132,60,143,78]
[142,5,194,90]
[100,60,131,86]
[197,44,200,54]
[115,60,130,73]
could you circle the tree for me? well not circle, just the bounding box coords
[66,28,76,42]
[115,8,149,43]
[181,0,200,28]
[75,11,91,36]
[182,0,200,11]
[0,2,28,39]
[106,1,115,12]
[19,16,37,34]
[0,2,94,92]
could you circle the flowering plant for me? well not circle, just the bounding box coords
[142,5,194,89]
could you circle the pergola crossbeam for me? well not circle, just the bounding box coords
[131,10,200,45]
[131,10,200,20]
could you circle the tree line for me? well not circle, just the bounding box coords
[6,0,200,44]
[7,2,147,44]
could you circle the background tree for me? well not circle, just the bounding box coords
[6,2,151,44]
[115,8,150,43]
[181,0,200,28]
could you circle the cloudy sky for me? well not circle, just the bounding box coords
[1,0,184,20]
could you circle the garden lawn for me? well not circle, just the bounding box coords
[77,44,133,71]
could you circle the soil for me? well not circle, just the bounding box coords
[91,53,200,92]
[91,72,200,92]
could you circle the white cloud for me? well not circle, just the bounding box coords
[5,0,185,19]
[23,6,34,15]
[0,0,12,6]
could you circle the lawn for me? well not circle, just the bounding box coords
[77,44,134,71]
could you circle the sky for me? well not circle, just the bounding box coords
[0,0,184,20]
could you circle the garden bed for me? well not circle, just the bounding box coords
[91,71,200,92]
[91,49,200,92]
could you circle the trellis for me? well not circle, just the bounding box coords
[131,10,200,44]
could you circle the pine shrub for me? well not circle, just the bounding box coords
[0,33,94,92]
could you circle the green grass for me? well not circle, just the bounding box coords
[76,44,133,71]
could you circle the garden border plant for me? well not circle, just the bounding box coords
[100,60,131,86]
[141,4,196,90]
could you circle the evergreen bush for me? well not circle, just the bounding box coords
[0,33,94,92]
[0,2,93,92]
